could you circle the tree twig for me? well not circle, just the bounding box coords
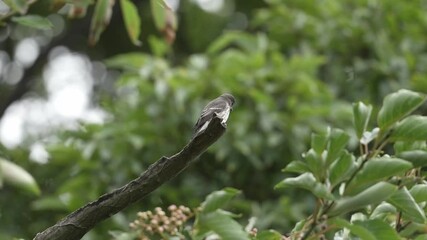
[33,115,229,240]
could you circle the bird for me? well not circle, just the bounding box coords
[193,93,235,137]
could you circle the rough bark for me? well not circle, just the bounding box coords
[33,115,228,240]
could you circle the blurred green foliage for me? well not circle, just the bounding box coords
[113,90,427,239]
[254,0,427,102]
[0,0,427,239]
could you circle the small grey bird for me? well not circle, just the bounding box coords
[193,93,235,136]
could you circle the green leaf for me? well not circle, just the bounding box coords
[303,149,322,179]
[388,187,426,223]
[397,150,427,168]
[200,188,241,214]
[377,89,426,131]
[275,173,334,200]
[255,230,283,240]
[12,15,53,29]
[150,0,176,44]
[4,0,29,14]
[353,102,373,139]
[31,196,68,211]
[120,0,141,46]
[410,184,427,203]
[370,202,396,220]
[311,133,327,154]
[329,182,397,216]
[104,53,149,71]
[148,35,170,57]
[345,157,412,196]
[291,219,307,233]
[394,141,426,154]
[415,234,427,240]
[151,0,166,30]
[195,210,249,240]
[0,158,40,196]
[89,0,115,45]
[400,222,427,238]
[329,151,356,188]
[354,219,401,240]
[326,128,350,166]
[65,0,94,5]
[391,116,427,141]
[207,31,259,54]
[282,161,309,174]
[328,218,376,240]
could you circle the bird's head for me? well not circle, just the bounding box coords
[220,93,235,107]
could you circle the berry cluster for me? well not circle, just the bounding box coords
[130,205,193,239]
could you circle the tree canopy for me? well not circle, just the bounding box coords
[0,0,427,239]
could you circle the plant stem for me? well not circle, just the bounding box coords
[395,211,402,231]
[301,199,323,240]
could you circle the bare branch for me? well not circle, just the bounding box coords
[33,115,229,240]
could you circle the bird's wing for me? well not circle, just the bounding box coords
[194,98,228,133]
